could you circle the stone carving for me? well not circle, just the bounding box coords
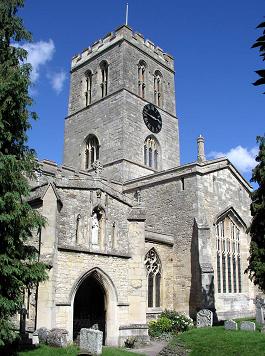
[144,248,161,275]
[80,328,103,355]
[240,321,256,332]
[91,212,99,245]
[255,296,265,324]
[134,189,141,205]
[196,309,213,328]
[46,328,69,347]
[224,320,237,330]
[92,160,103,177]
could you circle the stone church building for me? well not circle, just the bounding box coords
[25,25,255,345]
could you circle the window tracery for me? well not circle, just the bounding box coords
[138,60,146,98]
[154,71,162,107]
[216,216,242,293]
[84,70,92,106]
[145,248,161,308]
[144,136,159,169]
[84,135,100,169]
[100,61,108,97]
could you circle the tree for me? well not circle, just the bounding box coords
[0,0,48,346]
[246,135,265,293]
[252,19,265,93]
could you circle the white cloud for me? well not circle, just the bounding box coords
[20,40,55,82]
[47,70,67,94]
[208,146,258,173]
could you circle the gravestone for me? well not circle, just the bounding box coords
[224,320,237,330]
[36,327,50,343]
[46,328,69,347]
[255,296,265,324]
[19,308,27,335]
[196,309,213,328]
[32,331,39,345]
[80,328,103,355]
[261,325,265,334]
[240,321,256,332]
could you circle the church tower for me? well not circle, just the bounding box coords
[63,25,180,181]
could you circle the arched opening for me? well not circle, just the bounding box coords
[73,273,106,342]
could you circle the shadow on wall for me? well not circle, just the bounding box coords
[189,219,218,323]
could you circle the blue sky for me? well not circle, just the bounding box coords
[19,1,264,183]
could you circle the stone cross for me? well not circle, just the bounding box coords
[196,309,213,328]
[19,307,27,335]
[255,296,265,324]
[92,160,103,177]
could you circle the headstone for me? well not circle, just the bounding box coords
[255,296,265,324]
[224,320,238,330]
[46,328,69,347]
[32,331,39,345]
[240,321,256,332]
[80,328,103,355]
[196,309,213,328]
[261,325,265,334]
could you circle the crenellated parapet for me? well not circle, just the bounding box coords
[71,24,174,71]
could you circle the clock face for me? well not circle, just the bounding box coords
[143,104,162,133]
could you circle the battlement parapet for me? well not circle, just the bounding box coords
[71,25,174,71]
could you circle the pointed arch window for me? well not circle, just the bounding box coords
[145,248,161,308]
[138,60,146,98]
[154,71,162,107]
[84,70,92,106]
[144,136,159,170]
[216,216,242,293]
[100,61,108,98]
[85,135,100,169]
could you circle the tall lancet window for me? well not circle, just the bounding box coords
[138,60,146,98]
[216,215,242,294]
[84,135,100,169]
[84,70,92,106]
[145,248,162,308]
[154,71,162,107]
[144,136,159,170]
[100,60,108,98]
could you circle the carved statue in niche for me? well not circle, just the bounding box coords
[91,212,99,245]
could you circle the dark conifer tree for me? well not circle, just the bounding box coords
[246,135,265,293]
[0,0,48,345]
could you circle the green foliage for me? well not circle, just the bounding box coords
[149,310,193,337]
[0,0,48,346]
[252,19,265,93]
[246,135,265,293]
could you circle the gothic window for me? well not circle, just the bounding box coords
[154,70,162,107]
[138,60,146,98]
[84,135,100,169]
[216,217,242,293]
[84,70,92,106]
[144,136,159,169]
[145,248,161,308]
[100,60,108,98]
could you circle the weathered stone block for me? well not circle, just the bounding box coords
[46,328,69,347]
[196,309,213,328]
[240,321,256,332]
[80,328,103,355]
[224,320,237,330]
[36,327,50,343]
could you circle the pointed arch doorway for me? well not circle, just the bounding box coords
[73,272,106,342]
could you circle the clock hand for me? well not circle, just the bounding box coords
[147,113,160,122]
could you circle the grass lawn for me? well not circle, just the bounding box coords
[173,326,265,356]
[17,344,144,356]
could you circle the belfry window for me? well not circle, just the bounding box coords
[100,61,108,98]
[216,217,242,293]
[154,71,162,107]
[85,70,92,106]
[138,60,146,98]
[145,248,161,308]
[84,135,100,169]
[144,136,159,170]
